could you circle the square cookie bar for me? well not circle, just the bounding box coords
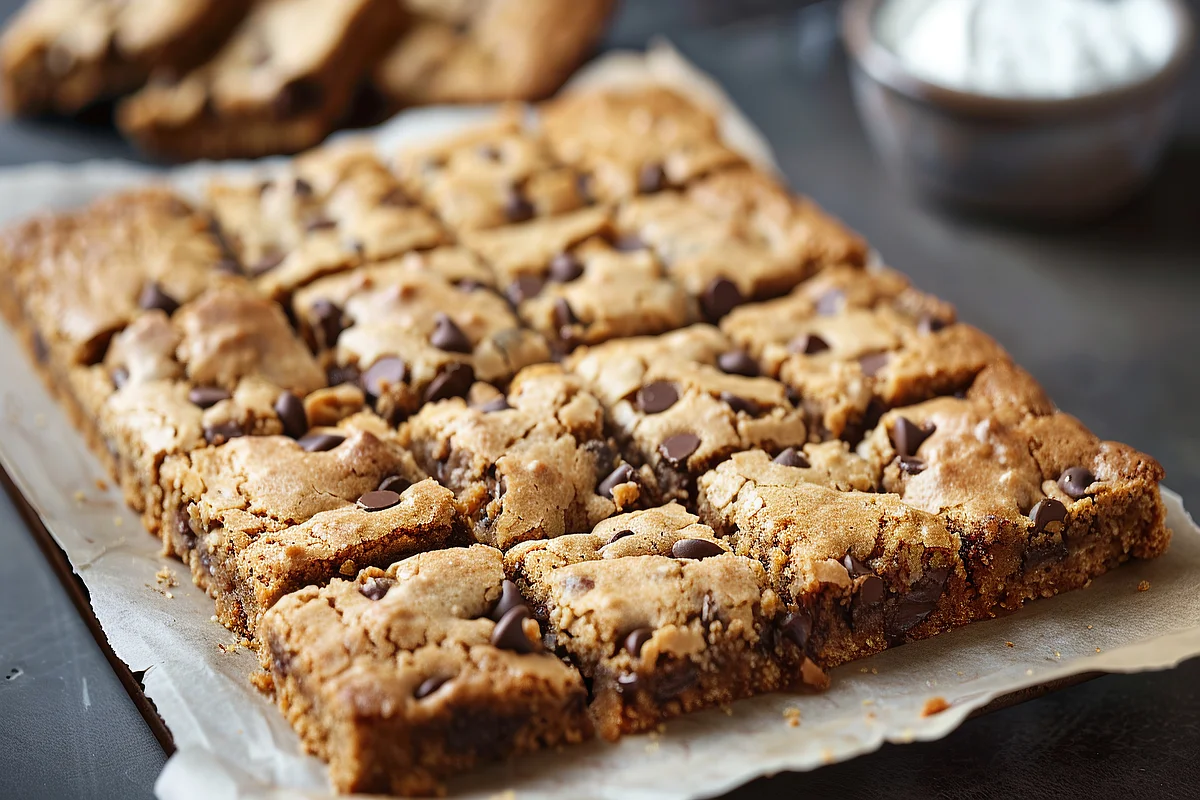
[392,112,586,233]
[506,504,826,740]
[565,325,807,503]
[721,265,1009,440]
[92,286,328,533]
[0,0,248,115]
[292,250,549,423]
[857,362,1170,617]
[616,168,868,322]
[540,85,747,203]
[208,144,447,299]
[371,0,614,108]
[697,446,970,668]
[398,365,649,550]
[259,545,592,796]
[163,415,465,637]
[116,0,404,160]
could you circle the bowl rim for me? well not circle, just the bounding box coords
[842,0,1196,119]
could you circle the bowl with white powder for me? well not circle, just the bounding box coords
[843,0,1194,220]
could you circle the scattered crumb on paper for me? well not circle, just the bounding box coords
[921,697,951,717]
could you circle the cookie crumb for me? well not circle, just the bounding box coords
[783,707,801,727]
[155,567,178,589]
[94,478,108,491]
[1005,641,1015,648]
[921,697,950,717]
[721,705,734,717]
[1087,624,1093,630]
[249,670,274,693]
[1096,647,1102,653]
[112,516,123,527]
[1137,580,1151,592]
[72,490,86,503]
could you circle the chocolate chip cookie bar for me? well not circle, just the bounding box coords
[163,415,466,637]
[616,168,868,322]
[505,504,825,740]
[540,85,748,203]
[566,325,808,503]
[116,0,405,160]
[397,364,649,550]
[1,0,248,115]
[371,0,615,109]
[292,251,549,423]
[208,145,447,299]
[721,265,1009,440]
[258,544,592,796]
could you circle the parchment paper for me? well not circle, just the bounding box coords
[0,44,1196,800]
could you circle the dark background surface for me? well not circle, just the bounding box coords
[1,1,1198,798]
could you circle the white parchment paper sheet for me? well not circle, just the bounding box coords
[0,44,1196,800]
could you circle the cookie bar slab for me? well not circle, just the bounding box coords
[506,504,824,740]
[616,168,868,322]
[392,112,586,233]
[398,365,648,550]
[163,418,462,637]
[259,545,592,796]
[697,448,969,668]
[372,0,614,108]
[859,362,1170,618]
[721,265,1009,440]
[540,85,747,203]
[565,325,808,504]
[116,0,404,160]
[293,250,549,423]
[0,0,248,115]
[208,145,447,300]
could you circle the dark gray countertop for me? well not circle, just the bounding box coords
[1,2,1198,798]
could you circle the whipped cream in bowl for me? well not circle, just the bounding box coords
[841,0,1195,219]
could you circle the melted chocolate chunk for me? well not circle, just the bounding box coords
[424,363,475,403]
[717,350,759,377]
[773,447,810,468]
[274,391,308,439]
[357,489,402,512]
[296,432,344,452]
[891,417,935,457]
[490,605,540,654]
[636,381,679,414]
[430,313,472,354]
[624,627,654,656]
[700,277,744,322]
[489,579,524,622]
[1058,467,1095,499]
[671,538,724,560]
[597,464,636,499]
[659,432,701,468]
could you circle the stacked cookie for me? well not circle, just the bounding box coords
[0,0,616,159]
[0,86,1170,796]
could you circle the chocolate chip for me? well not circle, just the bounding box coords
[671,538,724,560]
[1023,538,1068,572]
[415,675,449,699]
[843,553,873,579]
[816,289,844,316]
[360,357,406,401]
[1058,467,1095,499]
[624,627,653,656]
[638,162,667,193]
[309,299,344,349]
[110,367,129,390]
[858,574,885,605]
[553,298,578,330]
[477,396,510,413]
[616,672,641,695]
[898,455,927,475]
[659,433,701,468]
[357,489,401,512]
[780,611,812,649]
[31,331,48,364]
[720,392,760,416]
[548,252,584,283]
[788,333,830,355]
[188,386,231,409]
[614,234,646,252]
[504,188,535,223]
[430,313,472,354]
[378,475,411,495]
[268,393,306,441]
[490,606,540,654]
[891,417,935,457]
[653,662,698,700]
[138,282,180,315]
[773,447,810,468]
[424,363,475,403]
[885,566,948,637]
[359,576,394,601]
[717,350,758,377]
[606,529,634,546]
[859,352,890,377]
[249,251,285,276]
[506,275,544,305]
[327,364,360,387]
[297,432,344,452]
[636,381,678,414]
[304,216,336,232]
[700,277,744,322]
[203,420,244,445]
[275,79,323,117]
[293,177,314,197]
[1029,498,1068,533]
[598,464,635,499]
[917,315,948,334]
[489,579,524,622]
